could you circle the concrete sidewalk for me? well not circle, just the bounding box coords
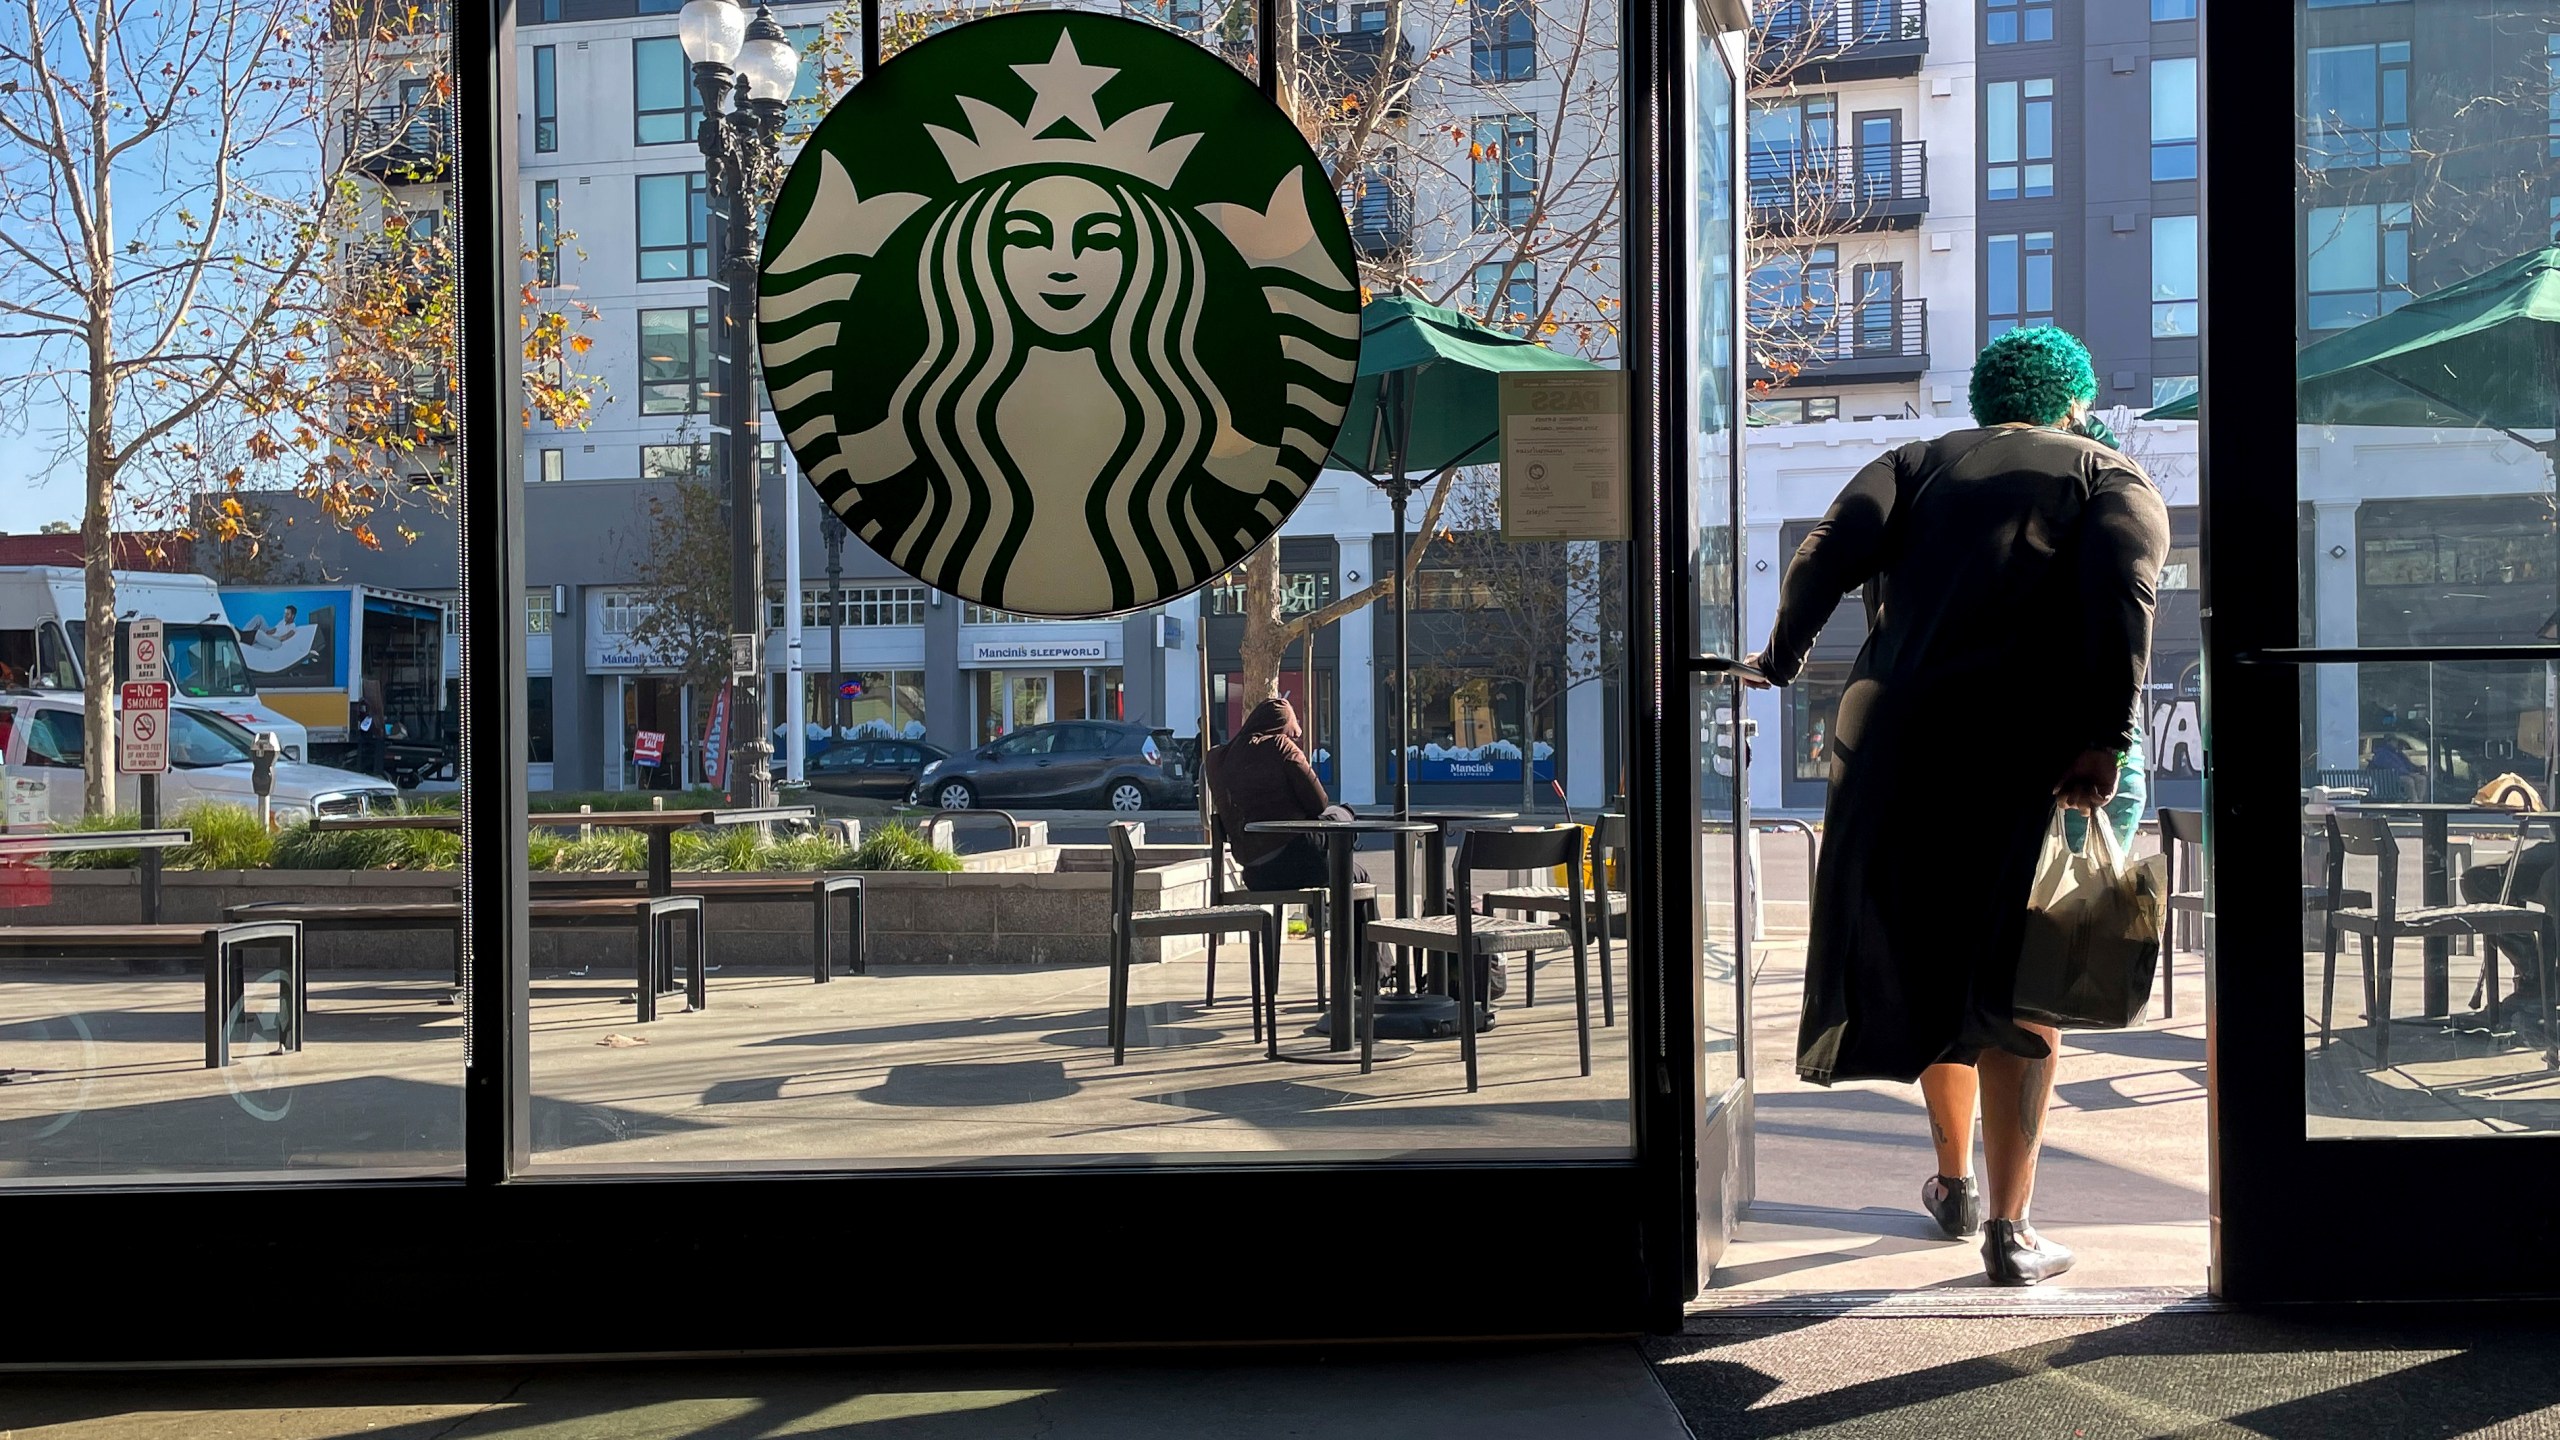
[0,1344,1694,1439]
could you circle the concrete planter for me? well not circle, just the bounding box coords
[0,846,1217,972]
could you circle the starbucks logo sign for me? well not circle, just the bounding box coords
[760,13,1362,617]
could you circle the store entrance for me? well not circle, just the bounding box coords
[971,667,1125,745]
[622,675,687,791]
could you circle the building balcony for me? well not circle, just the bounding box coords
[1751,0,1927,85]
[1306,27,1419,104]
[385,387,455,441]
[1345,185,1411,258]
[1748,298,1929,386]
[1747,140,1928,233]
[345,103,450,185]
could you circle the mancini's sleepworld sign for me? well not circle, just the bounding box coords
[760,13,1362,618]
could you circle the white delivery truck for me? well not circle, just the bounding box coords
[0,566,312,760]
[218,584,447,778]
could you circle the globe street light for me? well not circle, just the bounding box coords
[677,0,797,805]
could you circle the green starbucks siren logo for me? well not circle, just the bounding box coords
[760,13,1362,617]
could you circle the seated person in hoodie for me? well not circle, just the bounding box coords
[1208,698,1501,1010]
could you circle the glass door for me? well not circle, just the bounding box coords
[1686,0,1754,1278]
[2207,0,2560,1301]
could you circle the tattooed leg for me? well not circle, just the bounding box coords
[1920,1062,1977,1179]
[1978,1024,2062,1221]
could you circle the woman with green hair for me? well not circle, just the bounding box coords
[1746,326,2170,1286]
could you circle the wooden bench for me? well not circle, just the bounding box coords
[226,895,709,1022]
[527,873,866,980]
[0,922,303,1068]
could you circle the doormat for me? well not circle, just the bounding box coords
[1686,1287,2222,1320]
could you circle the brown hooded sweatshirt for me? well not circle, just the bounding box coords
[1207,697,1331,867]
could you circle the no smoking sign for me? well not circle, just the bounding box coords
[119,680,170,775]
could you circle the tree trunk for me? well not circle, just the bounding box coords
[82,113,119,822]
[1522,679,1537,817]
[1236,542,1291,705]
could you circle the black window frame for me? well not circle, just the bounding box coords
[1983,0,2053,46]
[532,44,557,152]
[1984,76,2054,201]
[633,35,703,146]
[1984,228,2054,338]
[635,171,708,281]
[1472,115,1539,231]
[1472,0,1536,82]
[532,177,559,285]
[638,305,711,415]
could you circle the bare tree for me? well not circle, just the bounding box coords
[616,464,739,712]
[0,0,599,813]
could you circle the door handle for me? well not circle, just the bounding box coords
[1693,655,1769,683]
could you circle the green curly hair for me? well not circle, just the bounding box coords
[1968,326,2099,427]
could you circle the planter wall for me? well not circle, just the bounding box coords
[0,849,1223,972]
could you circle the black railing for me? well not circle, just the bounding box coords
[1344,180,1411,257]
[386,388,455,439]
[345,103,450,183]
[1752,0,1926,77]
[1752,298,1928,375]
[1747,140,1927,227]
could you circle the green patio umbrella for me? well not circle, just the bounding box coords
[1322,294,1607,817]
[2264,243,2560,806]
[2141,388,2198,422]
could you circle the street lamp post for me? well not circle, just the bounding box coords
[679,0,798,806]
[821,507,847,738]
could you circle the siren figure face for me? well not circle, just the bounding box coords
[999,175,1128,338]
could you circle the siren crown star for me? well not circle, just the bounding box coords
[924,30,1203,189]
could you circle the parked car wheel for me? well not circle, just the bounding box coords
[934,779,977,810]
[1106,779,1148,813]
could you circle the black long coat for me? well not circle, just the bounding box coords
[1758,426,2171,1085]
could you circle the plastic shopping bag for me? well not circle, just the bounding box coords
[2014,811,2166,1030]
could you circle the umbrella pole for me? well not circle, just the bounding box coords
[1390,369,1414,821]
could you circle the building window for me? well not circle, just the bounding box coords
[600,593,649,636]
[2306,0,2407,7]
[641,442,708,481]
[1472,261,1537,325]
[802,585,929,628]
[2549,35,2560,157]
[1984,0,2052,46]
[537,447,564,484]
[532,178,559,285]
[1472,0,1534,82]
[1748,243,1839,336]
[639,307,711,414]
[1209,571,1336,616]
[1985,79,2054,200]
[1748,396,1840,424]
[525,590,555,636]
[2151,57,2197,180]
[2151,215,2198,338]
[786,24,825,130]
[2305,42,2410,170]
[1747,93,1837,207]
[634,37,703,146]
[2549,193,2560,242]
[1985,230,2055,338]
[2151,0,2197,16]
[636,172,708,281]
[1472,116,1538,230]
[533,46,557,152]
[1411,568,1495,611]
[2307,202,2412,331]
[2152,374,2199,408]
[961,602,1078,624]
[1306,1,1391,33]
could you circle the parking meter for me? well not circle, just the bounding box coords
[252,730,281,830]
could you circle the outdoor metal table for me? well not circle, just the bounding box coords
[313,807,815,900]
[2344,802,2523,1018]
[1245,817,1432,1063]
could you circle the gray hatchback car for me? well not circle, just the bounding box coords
[911,720,1193,812]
